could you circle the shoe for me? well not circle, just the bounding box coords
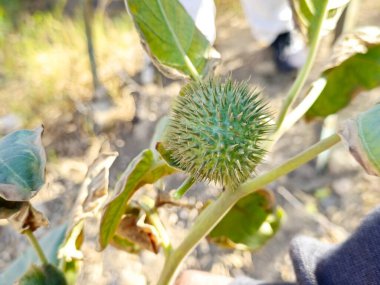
[270,31,308,72]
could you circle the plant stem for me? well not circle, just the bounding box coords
[24,229,48,265]
[149,210,173,258]
[238,134,340,197]
[157,133,341,285]
[83,0,100,90]
[140,197,173,258]
[274,77,327,142]
[172,177,195,199]
[157,189,238,285]
[276,0,329,130]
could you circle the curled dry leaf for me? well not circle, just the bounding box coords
[339,104,380,176]
[58,147,118,262]
[325,27,380,70]
[8,202,48,233]
[82,151,118,212]
[111,208,160,254]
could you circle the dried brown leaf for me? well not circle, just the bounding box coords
[8,203,48,233]
[114,210,160,254]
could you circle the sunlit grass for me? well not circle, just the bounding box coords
[0,10,143,126]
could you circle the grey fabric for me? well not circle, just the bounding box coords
[230,276,294,285]
[289,236,334,285]
[290,206,380,285]
[315,207,380,284]
[233,206,380,285]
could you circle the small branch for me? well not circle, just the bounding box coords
[172,177,196,200]
[276,186,348,239]
[83,0,100,90]
[276,0,330,130]
[184,56,201,80]
[149,210,173,258]
[157,134,341,285]
[24,229,48,265]
[273,77,327,142]
[140,197,173,258]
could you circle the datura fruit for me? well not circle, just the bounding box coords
[164,78,272,189]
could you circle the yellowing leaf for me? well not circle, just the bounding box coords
[208,190,282,250]
[98,149,176,250]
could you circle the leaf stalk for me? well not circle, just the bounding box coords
[276,0,330,130]
[24,229,48,265]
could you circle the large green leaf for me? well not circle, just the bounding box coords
[126,0,219,79]
[0,225,67,285]
[290,0,349,42]
[306,27,380,119]
[0,127,46,202]
[98,149,176,250]
[208,190,283,250]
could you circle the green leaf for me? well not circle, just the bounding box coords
[0,126,46,202]
[0,225,67,285]
[126,0,219,79]
[155,142,182,170]
[208,190,283,250]
[19,264,67,285]
[306,27,380,119]
[149,116,169,151]
[98,149,176,250]
[290,0,349,42]
[340,104,380,176]
[110,234,140,253]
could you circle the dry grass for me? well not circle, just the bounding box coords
[0,10,143,126]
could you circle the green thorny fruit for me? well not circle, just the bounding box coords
[164,78,272,190]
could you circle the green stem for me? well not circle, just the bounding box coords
[83,0,100,91]
[24,229,48,265]
[274,77,327,142]
[276,0,329,130]
[172,177,196,200]
[157,134,341,285]
[149,210,173,258]
[140,197,173,258]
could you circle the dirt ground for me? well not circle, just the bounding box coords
[1,1,380,284]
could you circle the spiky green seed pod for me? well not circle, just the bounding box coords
[164,78,272,189]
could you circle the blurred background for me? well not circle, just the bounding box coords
[0,0,380,284]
